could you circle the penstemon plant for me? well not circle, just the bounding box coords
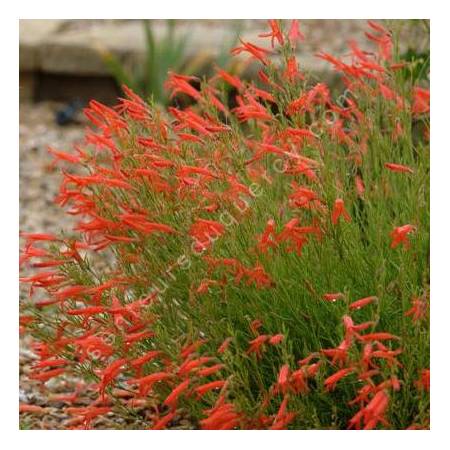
[20,20,429,430]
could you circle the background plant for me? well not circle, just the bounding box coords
[102,19,244,106]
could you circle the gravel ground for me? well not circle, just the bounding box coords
[19,102,86,429]
[19,102,84,237]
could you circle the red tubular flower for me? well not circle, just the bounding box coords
[231,39,272,65]
[324,367,354,392]
[196,364,225,378]
[66,306,107,317]
[164,71,201,101]
[250,86,276,103]
[283,56,304,82]
[20,232,60,242]
[19,404,47,414]
[349,296,378,311]
[217,337,232,354]
[389,224,416,249]
[412,87,430,115]
[362,390,390,429]
[178,357,213,377]
[379,83,404,109]
[357,332,400,342]
[242,265,273,288]
[214,67,244,91]
[269,334,285,345]
[164,379,190,407]
[305,362,321,378]
[370,350,402,368]
[322,339,351,367]
[99,358,127,400]
[287,83,330,115]
[206,87,228,113]
[48,146,82,164]
[29,367,66,382]
[415,369,430,392]
[200,403,241,430]
[151,410,177,430]
[288,19,305,47]
[384,162,414,174]
[323,292,344,302]
[405,297,429,322]
[258,219,277,253]
[270,396,296,429]
[66,406,112,429]
[196,279,220,294]
[277,364,290,393]
[118,214,176,236]
[180,339,206,359]
[349,389,390,430]
[288,185,321,210]
[250,319,263,335]
[129,351,162,377]
[392,121,404,141]
[74,335,114,363]
[355,175,365,197]
[246,335,270,357]
[365,20,392,61]
[194,380,227,398]
[331,198,351,225]
[259,20,285,48]
[123,330,155,347]
[233,94,273,122]
[127,372,172,396]
[290,368,309,393]
[189,218,225,252]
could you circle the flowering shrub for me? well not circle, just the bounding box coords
[20,20,429,430]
